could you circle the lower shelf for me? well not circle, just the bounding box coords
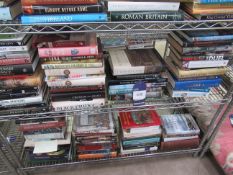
[21,148,200,171]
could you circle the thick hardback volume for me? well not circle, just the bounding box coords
[0,68,43,88]
[78,144,117,151]
[0,34,32,46]
[23,4,103,14]
[161,114,200,136]
[170,50,229,69]
[46,75,105,87]
[177,30,233,42]
[107,1,180,11]
[170,46,233,61]
[168,31,232,47]
[167,71,222,90]
[42,59,103,69]
[0,37,32,52]
[21,0,98,6]
[77,152,117,159]
[51,90,105,101]
[110,11,184,21]
[0,0,21,20]
[35,33,98,58]
[52,98,105,111]
[49,85,104,93]
[0,50,33,59]
[119,110,161,130]
[0,56,39,76]
[0,90,44,107]
[160,138,199,151]
[168,88,209,97]
[0,57,32,65]
[44,66,104,76]
[165,57,227,79]
[0,91,39,100]
[108,49,163,76]
[21,13,108,24]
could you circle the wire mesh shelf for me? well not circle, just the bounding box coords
[0,19,233,34]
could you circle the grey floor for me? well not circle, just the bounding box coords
[34,155,222,175]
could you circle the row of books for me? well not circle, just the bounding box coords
[18,110,200,163]
[1,0,233,23]
[0,29,231,115]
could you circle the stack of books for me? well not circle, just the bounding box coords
[0,0,21,20]
[118,110,161,155]
[107,49,167,106]
[20,0,107,24]
[160,114,200,150]
[107,0,184,21]
[0,34,48,116]
[182,0,233,20]
[32,33,106,112]
[165,30,230,97]
[19,115,73,164]
[73,113,117,160]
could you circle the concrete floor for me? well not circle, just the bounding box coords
[34,155,223,175]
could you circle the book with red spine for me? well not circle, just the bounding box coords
[33,33,98,58]
[119,110,161,130]
[78,144,117,151]
[0,57,32,66]
[19,120,66,132]
[21,0,98,6]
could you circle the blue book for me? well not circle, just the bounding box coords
[167,71,222,90]
[123,137,160,146]
[21,13,107,24]
[197,0,233,3]
[178,30,233,42]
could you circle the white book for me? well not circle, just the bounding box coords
[182,60,229,69]
[46,75,106,87]
[120,144,158,155]
[107,1,180,12]
[44,66,104,76]
[163,135,198,142]
[52,98,105,111]
[0,37,32,52]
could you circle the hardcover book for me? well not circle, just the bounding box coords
[108,49,164,76]
[21,0,98,6]
[34,33,98,58]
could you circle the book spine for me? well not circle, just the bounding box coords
[21,13,108,24]
[24,132,65,140]
[23,4,103,14]
[0,94,43,107]
[21,0,98,6]
[183,45,233,55]
[173,79,222,89]
[77,152,117,159]
[78,144,117,151]
[46,76,105,87]
[169,90,209,97]
[0,64,34,75]
[49,85,104,93]
[51,91,105,101]
[182,60,229,69]
[107,2,180,12]
[0,106,48,116]
[0,58,32,65]
[52,98,105,111]
[110,11,184,21]
[40,55,95,62]
[199,14,233,20]
[44,67,104,76]
[38,46,98,58]
[42,61,102,69]
[195,0,233,4]
[0,41,23,46]
[0,92,38,100]
[0,45,30,52]
[19,121,66,131]
[193,35,233,42]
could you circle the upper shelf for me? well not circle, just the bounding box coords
[1,19,233,34]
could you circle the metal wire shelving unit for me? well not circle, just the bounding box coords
[0,18,233,175]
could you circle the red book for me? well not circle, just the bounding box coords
[19,121,66,132]
[78,144,117,151]
[119,110,161,130]
[21,0,98,6]
[33,33,98,58]
[0,57,32,66]
[0,74,29,80]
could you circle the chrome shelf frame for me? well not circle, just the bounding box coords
[1,19,233,34]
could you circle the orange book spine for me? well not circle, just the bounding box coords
[21,0,98,6]
[78,152,117,159]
